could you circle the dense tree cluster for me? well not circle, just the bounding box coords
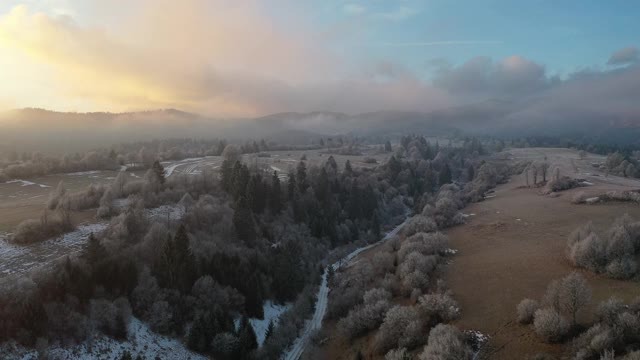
[566,215,640,279]
[517,273,640,359]
[1,134,506,359]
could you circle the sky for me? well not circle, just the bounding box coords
[0,0,638,117]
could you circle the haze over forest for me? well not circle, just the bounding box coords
[2,2,640,360]
[0,1,639,152]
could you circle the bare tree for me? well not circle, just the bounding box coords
[559,272,591,326]
[539,162,551,183]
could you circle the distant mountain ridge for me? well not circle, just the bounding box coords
[1,102,639,152]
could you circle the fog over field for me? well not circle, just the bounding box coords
[1,1,640,360]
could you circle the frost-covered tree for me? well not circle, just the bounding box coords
[516,298,539,324]
[533,308,569,343]
[419,324,472,360]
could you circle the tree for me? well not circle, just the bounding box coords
[533,308,569,343]
[84,232,107,265]
[269,171,282,214]
[238,316,258,356]
[287,173,297,201]
[264,320,274,342]
[385,140,393,152]
[159,225,195,291]
[439,164,452,185]
[151,160,166,185]
[559,272,591,326]
[345,160,353,173]
[296,161,308,193]
[516,299,539,324]
[419,324,472,360]
[222,144,241,163]
[233,196,256,244]
[538,161,551,182]
[221,159,234,192]
[372,213,381,240]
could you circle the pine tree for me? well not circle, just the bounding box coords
[84,232,107,265]
[221,159,234,192]
[264,320,275,342]
[173,224,195,291]
[269,172,282,214]
[238,317,258,353]
[159,225,195,291]
[119,351,133,360]
[315,168,330,203]
[372,212,381,240]
[439,163,452,185]
[232,163,250,200]
[244,273,264,319]
[151,160,166,185]
[287,173,296,201]
[345,160,353,173]
[384,140,392,152]
[326,155,337,170]
[296,161,308,193]
[233,196,256,244]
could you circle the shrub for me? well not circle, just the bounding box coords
[385,348,410,360]
[533,308,569,343]
[517,299,539,324]
[404,215,437,237]
[419,324,473,360]
[375,305,421,353]
[338,289,393,339]
[418,293,460,324]
[398,232,448,262]
[568,233,607,272]
[606,257,637,279]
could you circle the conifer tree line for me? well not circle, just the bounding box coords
[0,135,507,359]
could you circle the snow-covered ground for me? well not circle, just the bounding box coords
[66,171,101,176]
[235,301,291,347]
[0,222,107,277]
[5,179,50,188]
[282,217,409,360]
[0,204,184,279]
[3,317,206,360]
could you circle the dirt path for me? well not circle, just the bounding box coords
[446,149,640,359]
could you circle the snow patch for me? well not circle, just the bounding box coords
[2,317,206,360]
[0,223,108,277]
[442,248,458,255]
[5,180,50,188]
[235,301,290,347]
[66,170,101,176]
[586,197,600,204]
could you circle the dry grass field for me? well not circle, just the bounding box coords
[307,147,640,359]
[447,148,640,359]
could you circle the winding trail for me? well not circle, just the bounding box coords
[283,218,409,360]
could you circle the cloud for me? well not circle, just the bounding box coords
[607,46,638,66]
[374,6,419,21]
[381,40,502,47]
[343,3,366,15]
[432,55,549,99]
[0,1,455,116]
